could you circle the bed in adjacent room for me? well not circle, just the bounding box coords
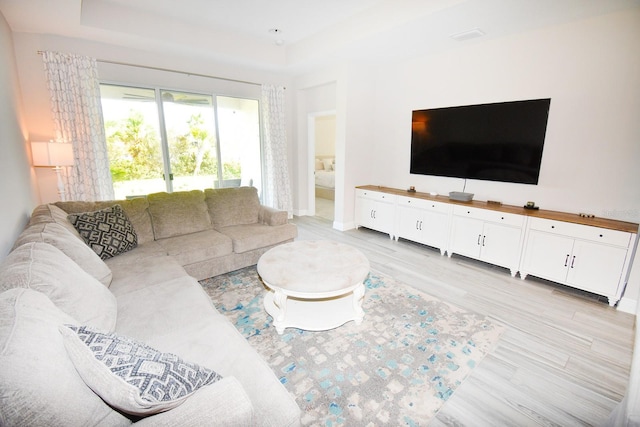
[315,157,335,200]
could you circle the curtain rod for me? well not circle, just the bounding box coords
[37,50,263,87]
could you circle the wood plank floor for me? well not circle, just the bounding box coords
[291,215,636,426]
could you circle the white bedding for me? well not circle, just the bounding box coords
[315,170,335,189]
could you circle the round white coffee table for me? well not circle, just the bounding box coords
[257,240,370,334]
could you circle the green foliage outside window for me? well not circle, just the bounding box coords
[105,110,241,183]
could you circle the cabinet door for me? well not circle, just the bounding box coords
[566,240,628,297]
[355,197,376,229]
[480,223,522,272]
[372,200,395,236]
[449,216,483,259]
[421,210,449,255]
[397,206,423,242]
[521,231,574,283]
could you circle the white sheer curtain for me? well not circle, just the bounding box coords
[41,51,114,201]
[261,84,293,217]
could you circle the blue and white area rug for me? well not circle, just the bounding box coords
[200,267,504,426]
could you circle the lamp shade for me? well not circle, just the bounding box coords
[31,141,74,167]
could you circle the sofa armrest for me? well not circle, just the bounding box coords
[259,206,288,226]
[133,376,254,427]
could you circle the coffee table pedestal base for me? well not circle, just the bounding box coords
[264,284,365,335]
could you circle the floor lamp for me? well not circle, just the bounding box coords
[31,141,75,201]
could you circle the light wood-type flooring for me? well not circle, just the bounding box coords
[291,215,636,426]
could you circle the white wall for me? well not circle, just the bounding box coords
[371,10,640,221]
[294,65,377,229]
[0,12,37,259]
[293,79,337,216]
[370,9,640,308]
[294,9,640,309]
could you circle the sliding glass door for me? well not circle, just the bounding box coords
[100,84,262,199]
[159,90,218,192]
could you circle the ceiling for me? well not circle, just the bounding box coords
[1,0,639,72]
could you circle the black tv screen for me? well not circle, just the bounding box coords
[410,98,551,184]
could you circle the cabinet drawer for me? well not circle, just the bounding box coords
[528,217,631,247]
[453,205,524,227]
[356,189,395,203]
[398,196,450,214]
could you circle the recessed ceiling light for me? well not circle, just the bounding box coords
[450,28,485,41]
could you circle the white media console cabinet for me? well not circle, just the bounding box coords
[355,185,639,307]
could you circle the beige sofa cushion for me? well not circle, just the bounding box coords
[205,187,260,229]
[259,205,289,226]
[57,197,155,245]
[28,203,83,237]
[134,376,254,426]
[107,253,186,297]
[113,277,300,427]
[0,242,117,331]
[148,190,212,239]
[12,222,113,286]
[155,230,233,266]
[219,224,298,254]
[0,288,130,427]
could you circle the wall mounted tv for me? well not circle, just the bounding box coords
[410,98,551,185]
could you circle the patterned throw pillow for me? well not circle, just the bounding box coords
[68,204,137,260]
[59,325,223,415]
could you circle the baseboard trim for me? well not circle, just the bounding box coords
[617,297,637,315]
[333,221,355,231]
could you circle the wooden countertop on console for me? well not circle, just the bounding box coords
[356,185,639,233]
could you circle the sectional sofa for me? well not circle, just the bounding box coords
[0,187,300,426]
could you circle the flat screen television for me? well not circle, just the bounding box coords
[410,98,551,185]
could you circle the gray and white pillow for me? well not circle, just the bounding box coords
[68,204,137,260]
[60,325,223,415]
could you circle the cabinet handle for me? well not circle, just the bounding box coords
[477,234,482,246]
[482,235,486,246]
[416,220,420,230]
[373,210,376,219]
[564,254,570,267]
[570,256,576,268]
[419,220,423,231]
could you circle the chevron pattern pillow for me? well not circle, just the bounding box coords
[68,204,137,260]
[59,325,223,415]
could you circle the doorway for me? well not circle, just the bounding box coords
[308,111,336,221]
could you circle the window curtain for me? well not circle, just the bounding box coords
[261,84,292,217]
[41,51,114,201]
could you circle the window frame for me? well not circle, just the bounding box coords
[99,80,264,197]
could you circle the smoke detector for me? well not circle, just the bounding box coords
[268,28,285,46]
